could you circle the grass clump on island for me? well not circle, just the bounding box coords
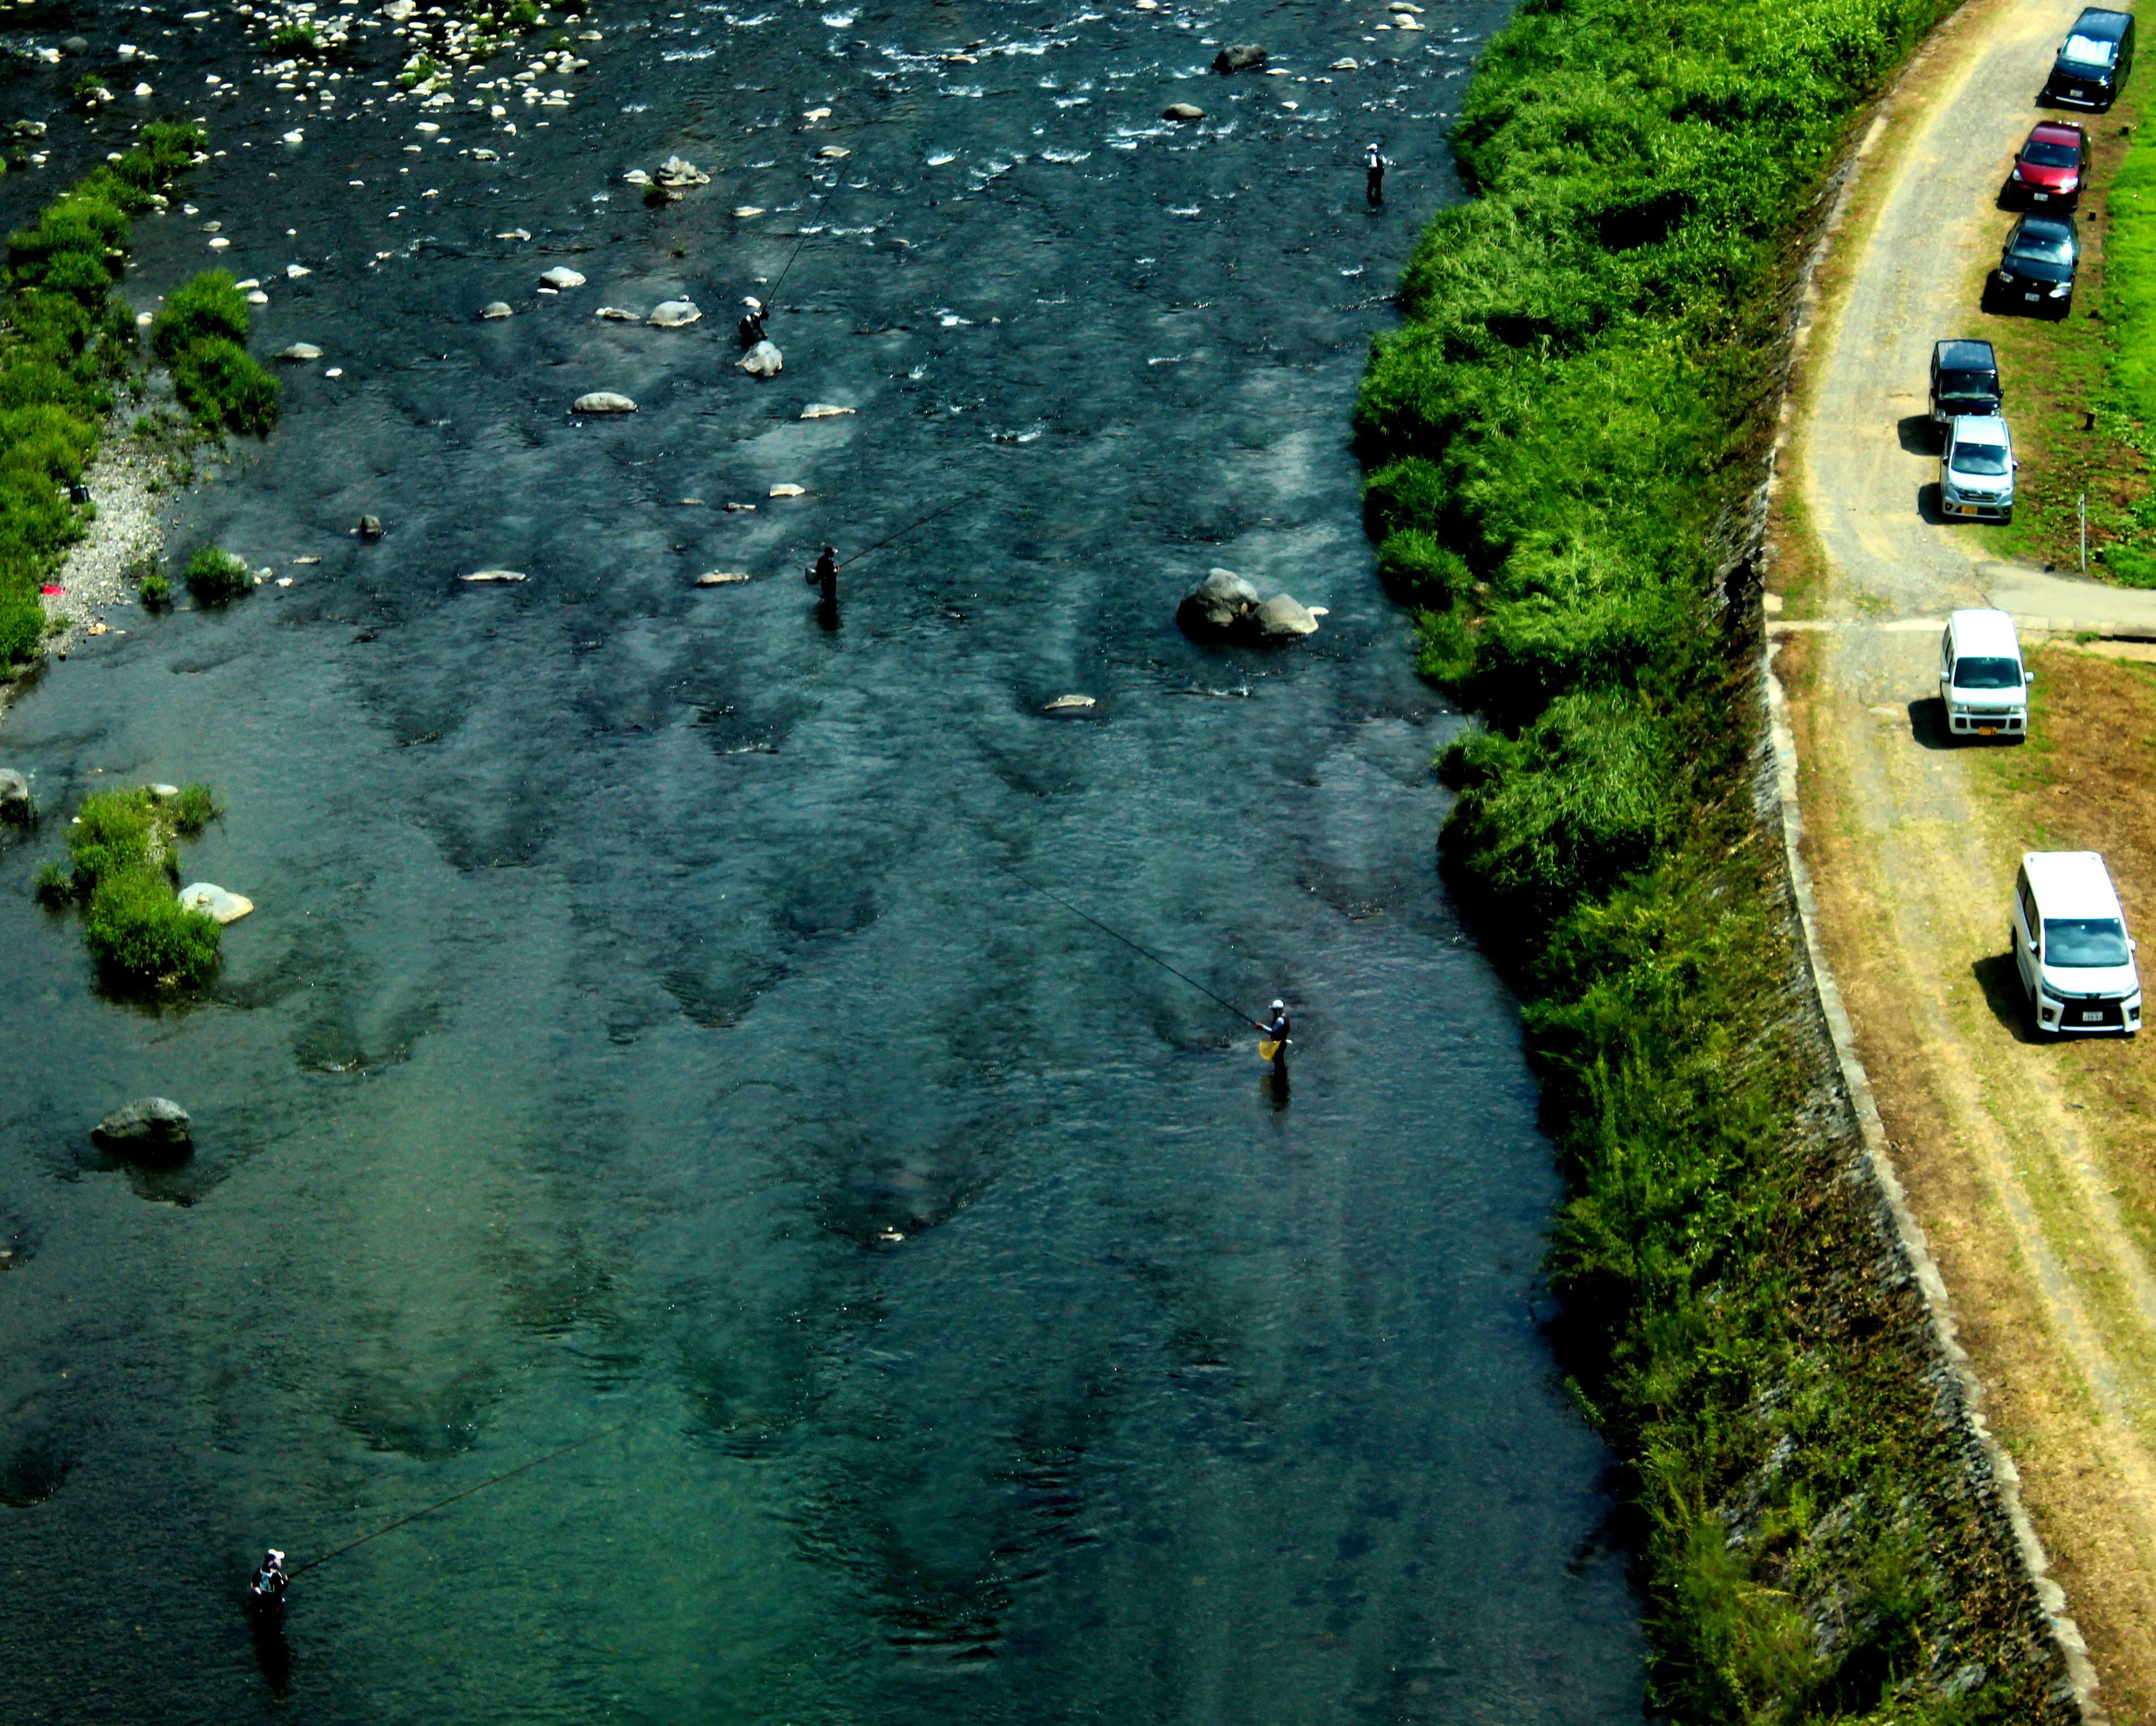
[183,545,256,604]
[1358,0,2057,1717]
[151,270,281,438]
[0,120,201,669]
[36,784,222,990]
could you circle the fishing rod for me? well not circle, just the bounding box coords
[804,495,973,585]
[762,229,815,311]
[287,1411,646,1579]
[993,859,1262,1030]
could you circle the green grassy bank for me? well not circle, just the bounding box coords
[1361,0,2063,1717]
[2091,133,2156,583]
[1,121,279,670]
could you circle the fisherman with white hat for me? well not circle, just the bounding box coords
[1257,999,1292,1075]
[1365,142,1387,205]
[737,296,768,348]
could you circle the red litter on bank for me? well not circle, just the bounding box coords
[39,585,63,595]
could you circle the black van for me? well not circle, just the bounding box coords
[1930,339,2003,425]
[2044,7,2134,109]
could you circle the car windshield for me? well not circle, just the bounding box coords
[2022,139,2081,168]
[1951,441,2012,476]
[2045,917,2132,967]
[1939,371,1999,400]
[2061,32,2118,64]
[2011,227,2076,262]
[1954,655,2023,689]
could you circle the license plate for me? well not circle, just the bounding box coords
[1957,504,1981,516]
[2025,291,2041,300]
[2034,191,2051,200]
[1979,724,1999,735]
[2083,1011,2104,1023]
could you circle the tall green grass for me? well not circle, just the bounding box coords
[2095,139,2156,583]
[0,120,201,667]
[39,784,223,991]
[1363,0,2062,1714]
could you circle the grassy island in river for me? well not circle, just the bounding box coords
[1360,0,2071,1717]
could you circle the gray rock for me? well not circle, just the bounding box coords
[573,391,637,414]
[147,783,180,800]
[0,768,29,821]
[62,35,87,54]
[539,266,587,289]
[93,1097,192,1153]
[1212,43,1267,73]
[1042,694,1097,712]
[1176,568,1261,639]
[737,339,784,377]
[479,301,513,319]
[1254,594,1320,638]
[358,514,384,538]
[594,305,640,320]
[648,298,701,327]
[177,882,254,924]
[655,155,710,187]
[1163,103,1204,122]
[274,342,322,361]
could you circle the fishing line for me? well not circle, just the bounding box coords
[993,859,1260,1029]
[840,494,972,571]
[288,1412,646,1578]
[762,229,816,309]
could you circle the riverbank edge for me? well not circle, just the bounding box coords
[1367,0,2105,1716]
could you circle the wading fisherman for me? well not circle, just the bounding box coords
[1257,999,1292,1075]
[737,297,768,348]
[807,544,839,605]
[1365,142,1387,205]
[248,1549,289,1619]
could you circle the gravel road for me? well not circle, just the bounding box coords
[1790,0,2156,1713]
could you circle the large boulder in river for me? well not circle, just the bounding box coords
[1213,43,1267,73]
[648,299,702,327]
[1164,103,1205,122]
[573,391,637,414]
[1177,569,1322,645]
[93,1097,192,1156]
[738,340,784,377]
[540,266,587,289]
[177,882,254,924]
[0,768,29,822]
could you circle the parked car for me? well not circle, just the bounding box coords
[2008,120,2091,207]
[2011,851,2142,1036]
[1992,213,2078,315]
[1929,338,2002,425]
[2044,6,2134,109]
[1939,415,2016,521]
[1937,608,2032,737]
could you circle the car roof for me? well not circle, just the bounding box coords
[1948,414,2011,443]
[1948,607,2022,654]
[1935,338,1996,368]
[2071,7,2132,38]
[2027,121,2087,146]
[2015,213,2076,239]
[2024,850,2126,917]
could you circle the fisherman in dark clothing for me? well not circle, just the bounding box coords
[1365,142,1387,205]
[808,544,839,604]
[1258,999,1292,1076]
[249,1549,289,1619]
[737,297,768,348]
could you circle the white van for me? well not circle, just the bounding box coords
[1939,608,2033,739]
[2012,851,2141,1035]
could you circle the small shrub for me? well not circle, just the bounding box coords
[83,867,220,988]
[33,860,72,904]
[151,271,248,362]
[184,546,253,604]
[165,781,219,836]
[508,1,539,29]
[64,787,158,895]
[169,337,280,436]
[267,20,320,52]
[138,570,171,606]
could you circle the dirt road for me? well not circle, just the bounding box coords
[1789,0,2156,1715]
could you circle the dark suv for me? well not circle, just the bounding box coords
[1930,339,2003,425]
[1991,213,2079,316]
[2044,7,2134,109]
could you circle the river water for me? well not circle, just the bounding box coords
[0,1,1647,1719]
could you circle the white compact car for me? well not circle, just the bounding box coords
[1938,608,2033,739]
[1940,414,2017,521]
[2012,851,2142,1036]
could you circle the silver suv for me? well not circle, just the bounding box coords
[1940,414,2016,521]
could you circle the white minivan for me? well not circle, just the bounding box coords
[1939,608,2033,739]
[2012,851,2142,1035]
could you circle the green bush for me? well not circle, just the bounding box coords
[83,868,220,988]
[150,270,248,361]
[63,787,157,897]
[267,20,321,52]
[169,335,280,437]
[138,571,171,607]
[184,546,254,604]
[165,781,219,835]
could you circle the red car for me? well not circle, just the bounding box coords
[2009,121,2091,207]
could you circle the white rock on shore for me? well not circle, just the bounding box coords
[800,402,855,419]
[540,266,587,289]
[573,392,637,414]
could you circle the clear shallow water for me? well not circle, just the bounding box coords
[0,2,1646,1720]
